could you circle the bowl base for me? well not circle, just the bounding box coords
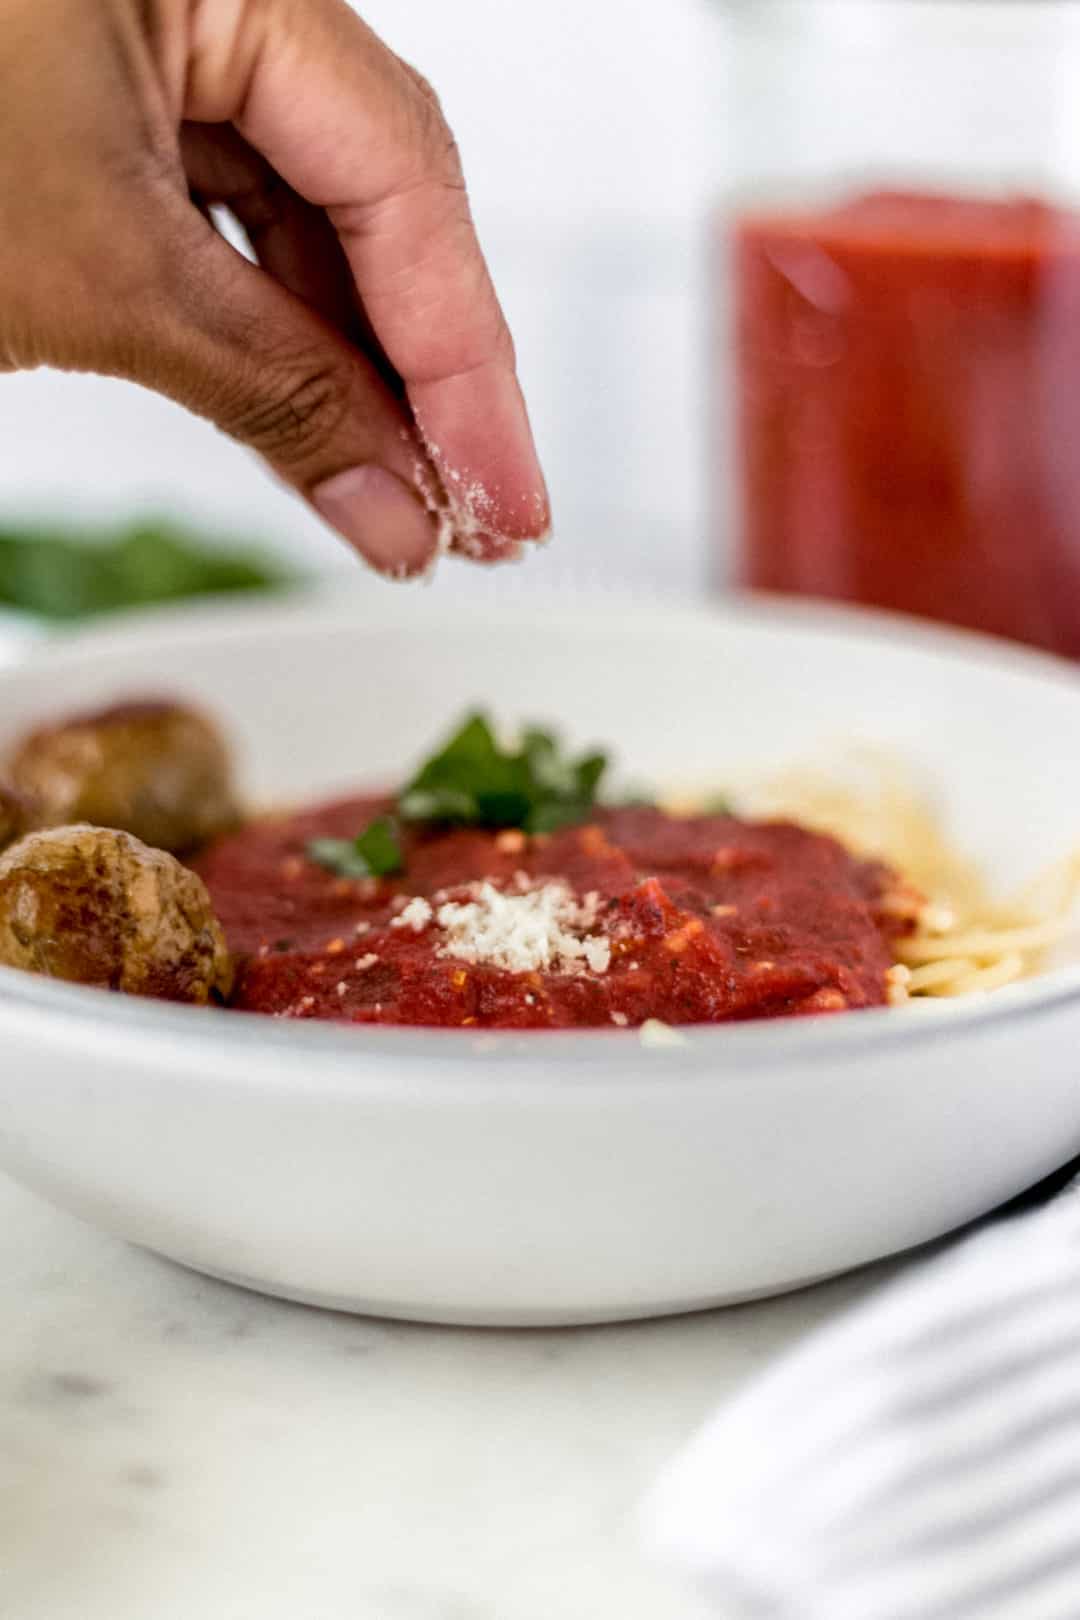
[157,1249,855,1327]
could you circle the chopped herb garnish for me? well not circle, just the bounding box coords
[0,518,294,621]
[399,712,607,835]
[700,794,733,815]
[307,815,404,879]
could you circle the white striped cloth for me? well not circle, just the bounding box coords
[645,1176,1080,1620]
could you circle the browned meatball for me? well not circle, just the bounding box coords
[6,699,239,854]
[0,782,32,852]
[0,825,232,1004]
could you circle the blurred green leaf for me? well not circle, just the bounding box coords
[399,710,608,834]
[0,517,296,620]
[307,816,405,880]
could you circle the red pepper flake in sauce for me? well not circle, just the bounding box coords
[663,918,706,955]
[711,848,745,873]
[799,988,849,1013]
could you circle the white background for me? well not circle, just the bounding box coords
[0,0,713,601]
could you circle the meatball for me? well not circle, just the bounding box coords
[0,782,32,852]
[0,825,232,1004]
[7,699,239,854]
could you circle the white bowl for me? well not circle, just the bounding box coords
[0,592,1079,1326]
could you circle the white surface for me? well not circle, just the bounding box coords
[0,1169,910,1620]
[1,594,1080,1325]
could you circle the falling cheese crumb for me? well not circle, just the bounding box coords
[639,1019,690,1049]
[434,880,611,976]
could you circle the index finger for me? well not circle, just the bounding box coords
[187,0,550,556]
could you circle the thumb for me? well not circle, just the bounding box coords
[135,218,443,578]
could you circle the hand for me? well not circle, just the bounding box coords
[0,0,550,577]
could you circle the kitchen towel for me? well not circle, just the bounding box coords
[646,1173,1080,1620]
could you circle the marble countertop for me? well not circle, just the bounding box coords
[0,1171,914,1620]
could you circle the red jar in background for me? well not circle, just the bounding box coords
[734,194,1080,655]
[715,1,1080,656]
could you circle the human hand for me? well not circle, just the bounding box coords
[0,0,550,577]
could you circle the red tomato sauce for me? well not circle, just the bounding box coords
[193,798,907,1029]
[733,191,1080,656]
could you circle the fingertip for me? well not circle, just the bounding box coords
[409,362,550,560]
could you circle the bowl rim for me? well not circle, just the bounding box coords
[1,585,1079,1084]
[14,580,1080,692]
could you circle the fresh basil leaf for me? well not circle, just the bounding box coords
[399,712,608,833]
[524,799,593,835]
[307,816,403,879]
[306,838,374,878]
[353,815,404,876]
[398,787,476,823]
[520,728,573,795]
[575,753,608,799]
[0,518,294,621]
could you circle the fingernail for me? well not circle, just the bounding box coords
[311,465,437,577]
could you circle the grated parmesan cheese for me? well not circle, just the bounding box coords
[392,897,434,933]
[434,880,611,976]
